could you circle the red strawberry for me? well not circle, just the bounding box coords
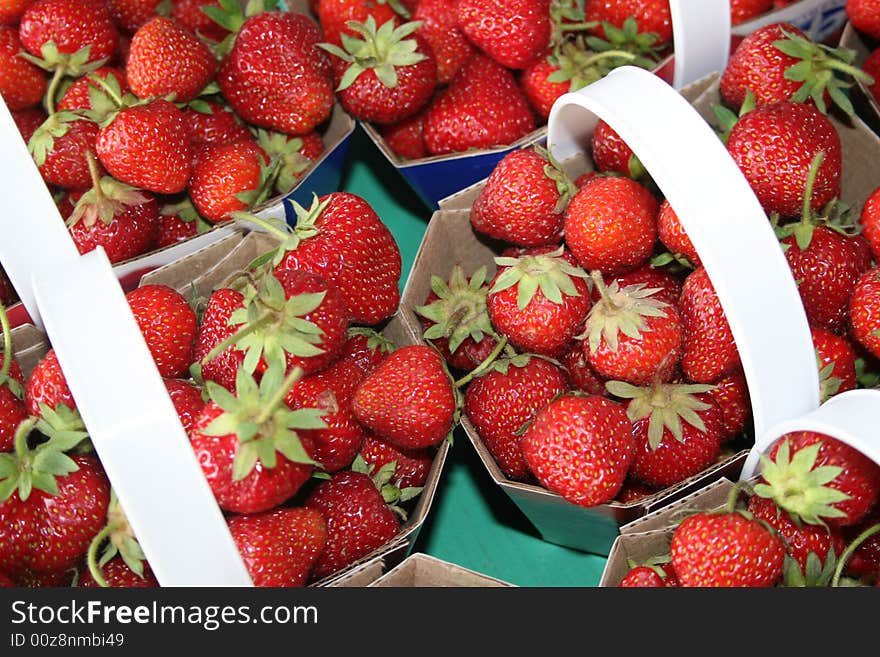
[183,98,250,148]
[352,344,456,450]
[618,562,679,587]
[228,507,327,587]
[559,340,606,396]
[189,138,268,223]
[730,0,773,25]
[254,128,325,196]
[563,175,658,275]
[126,284,197,378]
[811,326,857,402]
[615,478,658,503]
[163,377,204,434]
[27,112,100,190]
[487,246,591,357]
[841,505,880,578]
[520,393,634,506]
[156,198,200,248]
[679,266,741,383]
[519,54,570,122]
[126,16,217,103]
[457,0,551,70]
[18,0,119,69]
[0,0,33,27]
[317,0,404,47]
[585,0,673,46]
[863,47,880,108]
[380,108,428,160]
[590,119,645,180]
[11,106,46,142]
[269,192,402,326]
[171,0,229,43]
[707,369,751,442]
[657,200,701,267]
[754,431,880,527]
[423,54,536,156]
[25,348,75,415]
[849,267,880,360]
[192,286,246,392]
[0,355,26,453]
[324,327,395,395]
[107,0,164,34]
[78,557,158,587]
[0,26,45,110]
[56,66,127,111]
[413,0,476,84]
[670,509,785,587]
[322,18,437,125]
[95,98,193,194]
[594,264,682,307]
[304,468,404,582]
[0,572,15,586]
[359,433,433,489]
[217,11,334,135]
[847,0,880,40]
[858,185,880,262]
[464,354,569,480]
[471,146,575,247]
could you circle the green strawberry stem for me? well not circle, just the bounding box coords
[726,479,754,513]
[254,365,304,425]
[84,150,105,205]
[44,66,67,116]
[800,151,824,227]
[581,49,639,68]
[86,524,114,588]
[198,312,274,366]
[0,303,12,381]
[88,72,125,109]
[229,211,290,241]
[831,522,880,587]
[453,334,509,388]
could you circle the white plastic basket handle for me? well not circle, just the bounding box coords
[669,0,731,90]
[0,99,252,586]
[546,65,826,476]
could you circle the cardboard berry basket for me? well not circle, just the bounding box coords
[838,22,880,137]
[329,552,515,587]
[732,0,847,43]
[360,0,735,211]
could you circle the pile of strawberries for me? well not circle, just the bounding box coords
[847,0,880,106]
[319,0,785,163]
[413,20,880,521]
[0,190,459,588]
[0,0,343,308]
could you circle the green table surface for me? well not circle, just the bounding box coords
[338,125,608,587]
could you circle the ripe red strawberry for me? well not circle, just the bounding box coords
[487,246,591,357]
[593,264,682,308]
[679,266,741,383]
[423,54,536,156]
[559,340,606,396]
[730,0,773,25]
[0,0,33,26]
[707,369,751,442]
[471,146,575,247]
[618,562,679,587]
[254,128,325,195]
[380,108,428,160]
[352,344,456,450]
[457,0,551,70]
[0,355,26,453]
[78,557,158,587]
[126,284,197,378]
[107,0,164,34]
[849,267,880,360]
[811,326,857,402]
[269,192,402,326]
[322,18,437,125]
[563,175,658,275]
[227,507,327,587]
[591,119,645,180]
[163,377,204,434]
[0,572,15,586]
[858,185,880,262]
[25,348,75,415]
[192,286,246,392]
[0,26,45,110]
[189,138,268,223]
[581,275,682,386]
[14,568,76,587]
[171,0,229,44]
[359,433,433,489]
[95,98,193,194]
[615,478,658,503]
[18,0,119,70]
[414,0,476,84]
[521,393,634,506]
[56,66,127,111]
[670,509,785,587]
[847,0,880,39]
[464,354,569,480]
[841,505,880,578]
[126,16,217,103]
[862,47,880,107]
[519,53,570,122]
[754,431,880,527]
[27,112,100,190]
[585,0,673,46]
[12,106,46,143]
[304,469,403,582]
[317,0,404,47]
[156,200,200,248]
[657,199,701,267]
[217,10,334,135]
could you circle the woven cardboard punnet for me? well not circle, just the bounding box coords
[732,0,847,43]
[839,21,880,138]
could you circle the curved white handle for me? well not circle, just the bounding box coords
[546,65,819,453]
[669,0,731,90]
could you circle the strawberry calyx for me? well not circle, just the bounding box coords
[415,265,495,355]
[319,17,427,91]
[605,380,716,449]
[67,151,152,229]
[160,196,213,234]
[711,89,757,144]
[346,326,395,355]
[772,28,873,116]
[351,453,422,521]
[547,34,643,92]
[753,438,852,527]
[0,304,23,400]
[202,0,281,57]
[489,247,590,311]
[76,68,143,128]
[584,17,664,68]
[19,43,109,115]
[578,271,669,354]
[534,144,578,212]
[202,363,326,480]
[254,128,315,195]
[817,356,842,403]
[549,0,597,45]
[27,110,84,165]
[783,548,838,587]
[86,491,148,588]
[649,251,696,272]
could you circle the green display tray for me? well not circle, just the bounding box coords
[339,125,607,587]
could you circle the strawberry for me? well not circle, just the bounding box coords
[337,327,395,378]
[858,185,880,262]
[217,10,334,135]
[352,344,456,450]
[156,198,201,248]
[11,106,46,142]
[581,274,682,386]
[657,199,700,267]
[359,433,433,489]
[519,53,570,122]
[321,18,437,125]
[862,47,880,107]
[0,26,45,110]
[188,367,324,514]
[254,128,324,195]
[457,0,551,70]
[171,0,229,44]
[607,381,722,488]
[754,431,880,527]
[0,331,26,453]
[593,264,682,308]
[559,340,606,396]
[615,478,658,503]
[841,505,880,578]
[563,175,658,275]
[423,54,536,156]
[730,0,773,25]
[590,119,645,180]
[849,267,880,360]
[163,377,204,434]
[0,0,33,26]
[27,112,99,190]
[184,98,252,148]
[95,98,193,194]
[107,0,164,34]
[520,393,634,506]
[670,508,785,587]
[585,0,673,46]
[618,561,679,587]
[470,145,576,247]
[846,0,880,40]
[56,66,127,111]
[812,326,857,402]
[464,354,569,480]
[413,0,476,84]
[0,572,14,586]
[228,507,327,587]
[192,286,246,392]
[486,246,591,357]
[317,0,405,47]
[707,369,751,442]
[78,556,158,587]
[188,138,269,223]
[380,108,428,160]
[126,16,217,103]
[25,348,76,416]
[679,266,741,383]
[126,284,197,378]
